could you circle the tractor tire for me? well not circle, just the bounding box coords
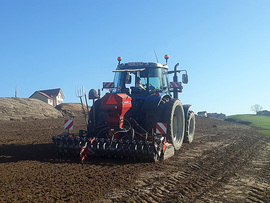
[184,111,196,143]
[165,99,185,150]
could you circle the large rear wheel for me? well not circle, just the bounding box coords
[165,99,185,150]
[184,111,195,143]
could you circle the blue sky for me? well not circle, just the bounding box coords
[0,0,269,116]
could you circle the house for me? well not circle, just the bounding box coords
[198,111,207,117]
[30,88,65,107]
[208,113,226,119]
[257,110,270,116]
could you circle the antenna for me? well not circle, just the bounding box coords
[15,86,17,98]
[153,50,159,63]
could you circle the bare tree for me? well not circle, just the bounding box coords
[250,104,263,114]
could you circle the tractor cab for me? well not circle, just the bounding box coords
[112,61,170,95]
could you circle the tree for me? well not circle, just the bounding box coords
[250,104,263,114]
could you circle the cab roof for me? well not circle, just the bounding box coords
[117,62,169,70]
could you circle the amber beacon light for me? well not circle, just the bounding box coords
[164,54,169,64]
[117,56,122,64]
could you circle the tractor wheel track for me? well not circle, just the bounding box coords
[200,142,270,203]
[98,120,268,202]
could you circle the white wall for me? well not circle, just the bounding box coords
[56,92,64,105]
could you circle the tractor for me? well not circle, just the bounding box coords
[52,55,195,162]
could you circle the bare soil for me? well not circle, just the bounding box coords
[0,116,269,202]
[0,98,62,121]
[0,98,85,121]
[55,103,87,118]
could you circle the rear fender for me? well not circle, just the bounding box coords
[142,94,170,110]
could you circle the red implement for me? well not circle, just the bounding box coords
[101,93,132,128]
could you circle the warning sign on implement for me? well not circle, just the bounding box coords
[156,122,167,135]
[64,120,74,130]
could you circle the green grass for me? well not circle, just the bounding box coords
[228,114,270,132]
[259,130,270,135]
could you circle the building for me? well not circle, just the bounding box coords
[198,111,207,117]
[30,88,65,107]
[208,113,226,119]
[257,110,270,116]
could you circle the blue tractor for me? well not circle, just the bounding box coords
[53,55,195,162]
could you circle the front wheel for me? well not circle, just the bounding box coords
[165,99,185,150]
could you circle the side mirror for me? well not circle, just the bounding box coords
[126,74,132,84]
[182,74,188,84]
[89,89,99,100]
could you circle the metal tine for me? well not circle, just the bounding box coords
[76,86,87,125]
[75,87,79,98]
[75,86,84,98]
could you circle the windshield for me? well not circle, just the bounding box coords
[140,68,169,93]
[112,67,169,94]
[112,71,126,93]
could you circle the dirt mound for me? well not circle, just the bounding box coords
[0,97,63,121]
[55,103,86,118]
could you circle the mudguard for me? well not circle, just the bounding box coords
[183,104,192,119]
[141,94,170,110]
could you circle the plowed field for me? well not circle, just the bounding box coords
[0,117,269,202]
